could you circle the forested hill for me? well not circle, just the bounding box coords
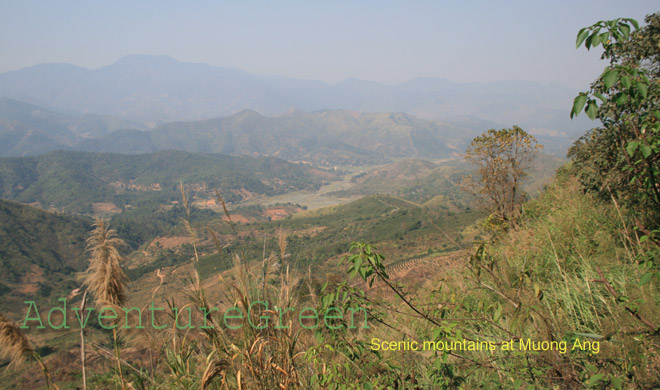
[0,199,91,312]
[0,150,338,213]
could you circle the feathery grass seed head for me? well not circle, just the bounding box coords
[0,312,33,367]
[84,218,127,308]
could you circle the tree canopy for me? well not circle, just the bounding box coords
[463,126,542,225]
[569,14,660,226]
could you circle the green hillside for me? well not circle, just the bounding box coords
[0,199,91,313]
[330,154,563,207]
[0,150,339,213]
[331,159,469,205]
[181,194,483,281]
[280,195,480,263]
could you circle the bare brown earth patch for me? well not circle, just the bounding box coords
[235,188,257,201]
[265,208,289,220]
[292,226,327,237]
[264,205,303,220]
[18,264,45,294]
[202,198,217,206]
[148,236,194,250]
[309,168,338,179]
[223,214,250,223]
[92,202,122,214]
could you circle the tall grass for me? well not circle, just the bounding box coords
[84,218,128,390]
[456,171,660,387]
[158,185,315,389]
[0,313,59,389]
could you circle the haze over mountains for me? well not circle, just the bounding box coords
[80,109,482,165]
[0,98,575,162]
[0,54,591,152]
[0,97,147,156]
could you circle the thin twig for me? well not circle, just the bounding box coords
[592,266,658,332]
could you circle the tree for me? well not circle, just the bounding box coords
[463,126,542,224]
[569,14,660,226]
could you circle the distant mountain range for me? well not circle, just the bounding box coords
[0,54,592,145]
[0,97,146,156]
[0,97,573,161]
[78,109,479,164]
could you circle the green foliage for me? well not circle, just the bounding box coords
[569,14,660,225]
[269,195,479,268]
[307,278,384,389]
[340,242,389,285]
[331,159,479,209]
[570,13,660,291]
[334,172,659,388]
[0,199,91,313]
[0,150,337,213]
[469,172,660,387]
[480,212,509,234]
[111,204,217,249]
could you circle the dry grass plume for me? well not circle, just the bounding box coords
[0,312,32,367]
[84,218,127,308]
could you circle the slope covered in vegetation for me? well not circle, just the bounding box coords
[0,150,338,213]
[0,199,91,313]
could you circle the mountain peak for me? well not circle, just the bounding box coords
[112,54,179,66]
[232,109,264,119]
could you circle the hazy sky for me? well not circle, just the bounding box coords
[0,1,657,88]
